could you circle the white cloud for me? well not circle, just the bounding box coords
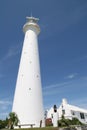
[0,112,9,119]
[0,100,12,111]
[0,43,22,65]
[0,100,12,105]
[3,44,21,60]
[83,76,87,80]
[70,98,87,109]
[1,106,8,110]
[42,76,87,97]
[65,73,78,79]
[0,112,8,116]
[43,81,71,90]
[0,100,12,119]
[43,81,73,96]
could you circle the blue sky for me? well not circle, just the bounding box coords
[0,0,87,119]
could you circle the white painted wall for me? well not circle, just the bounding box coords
[53,112,58,127]
[12,17,45,128]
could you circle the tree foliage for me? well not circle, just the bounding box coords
[0,112,19,129]
[0,118,8,129]
[8,112,19,129]
[58,116,82,127]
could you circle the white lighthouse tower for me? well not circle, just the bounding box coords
[12,17,45,128]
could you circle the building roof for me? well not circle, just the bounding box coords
[60,98,87,114]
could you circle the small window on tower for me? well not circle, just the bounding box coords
[29,88,31,90]
[36,75,39,78]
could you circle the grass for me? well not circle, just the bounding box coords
[1,127,58,130]
[14,127,58,130]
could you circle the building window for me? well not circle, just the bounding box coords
[51,114,53,118]
[80,113,85,119]
[62,110,65,115]
[71,110,75,115]
[85,115,87,119]
[44,110,47,119]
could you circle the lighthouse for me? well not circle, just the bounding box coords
[12,17,45,128]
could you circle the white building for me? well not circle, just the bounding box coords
[12,17,45,128]
[47,99,87,124]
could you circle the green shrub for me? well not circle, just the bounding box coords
[0,119,8,129]
[58,117,82,127]
[72,118,82,125]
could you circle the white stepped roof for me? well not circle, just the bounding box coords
[47,99,87,114]
[60,98,87,114]
[65,103,87,113]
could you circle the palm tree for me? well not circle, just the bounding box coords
[8,112,19,129]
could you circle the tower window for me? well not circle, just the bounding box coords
[36,75,39,78]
